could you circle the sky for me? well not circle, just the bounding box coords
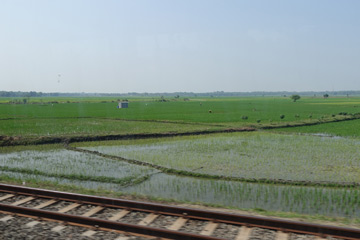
[1,0,360,93]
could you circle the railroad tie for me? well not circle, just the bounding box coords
[81,210,131,238]
[80,206,105,236]
[4,196,37,226]
[0,194,15,201]
[26,220,41,228]
[51,225,66,233]
[82,206,104,217]
[167,217,188,231]
[51,202,82,232]
[109,209,131,221]
[82,230,97,237]
[34,199,58,209]
[235,226,253,240]
[11,196,35,206]
[57,202,81,213]
[0,194,16,223]
[138,213,159,226]
[0,215,14,222]
[82,209,131,237]
[200,221,218,236]
[275,231,289,240]
[25,199,59,229]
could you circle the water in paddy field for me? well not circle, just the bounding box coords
[121,173,360,218]
[2,169,359,218]
[2,147,359,219]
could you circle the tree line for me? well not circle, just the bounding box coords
[1,90,360,98]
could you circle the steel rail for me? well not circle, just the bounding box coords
[1,183,360,239]
[0,203,224,240]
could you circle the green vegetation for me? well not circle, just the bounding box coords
[272,119,360,137]
[0,117,220,137]
[1,96,360,123]
[80,132,360,184]
[1,96,360,222]
[123,174,360,218]
[290,94,301,102]
[0,148,157,185]
[1,96,360,141]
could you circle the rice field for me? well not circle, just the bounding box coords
[2,169,359,218]
[1,96,360,222]
[123,174,360,218]
[0,149,157,185]
[81,132,360,184]
[272,119,360,138]
[0,117,219,137]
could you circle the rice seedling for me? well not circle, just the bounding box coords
[0,171,125,191]
[122,173,360,218]
[0,149,157,185]
[82,132,360,184]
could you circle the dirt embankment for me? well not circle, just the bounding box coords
[1,114,359,147]
[260,115,360,129]
[0,127,255,147]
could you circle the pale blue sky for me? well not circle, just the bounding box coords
[1,0,359,93]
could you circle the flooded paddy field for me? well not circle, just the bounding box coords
[0,149,157,185]
[2,131,360,220]
[1,97,360,222]
[80,132,360,183]
[2,169,359,219]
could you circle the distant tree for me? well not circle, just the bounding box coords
[22,98,27,104]
[323,93,329,98]
[290,94,301,102]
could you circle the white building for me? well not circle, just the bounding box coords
[118,102,128,108]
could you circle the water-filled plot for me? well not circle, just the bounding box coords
[83,132,360,184]
[0,149,157,184]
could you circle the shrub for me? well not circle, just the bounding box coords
[280,114,285,119]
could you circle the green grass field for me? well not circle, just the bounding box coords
[1,96,360,138]
[1,96,360,222]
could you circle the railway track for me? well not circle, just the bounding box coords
[0,184,359,240]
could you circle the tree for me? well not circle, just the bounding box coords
[323,93,329,98]
[290,94,301,102]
